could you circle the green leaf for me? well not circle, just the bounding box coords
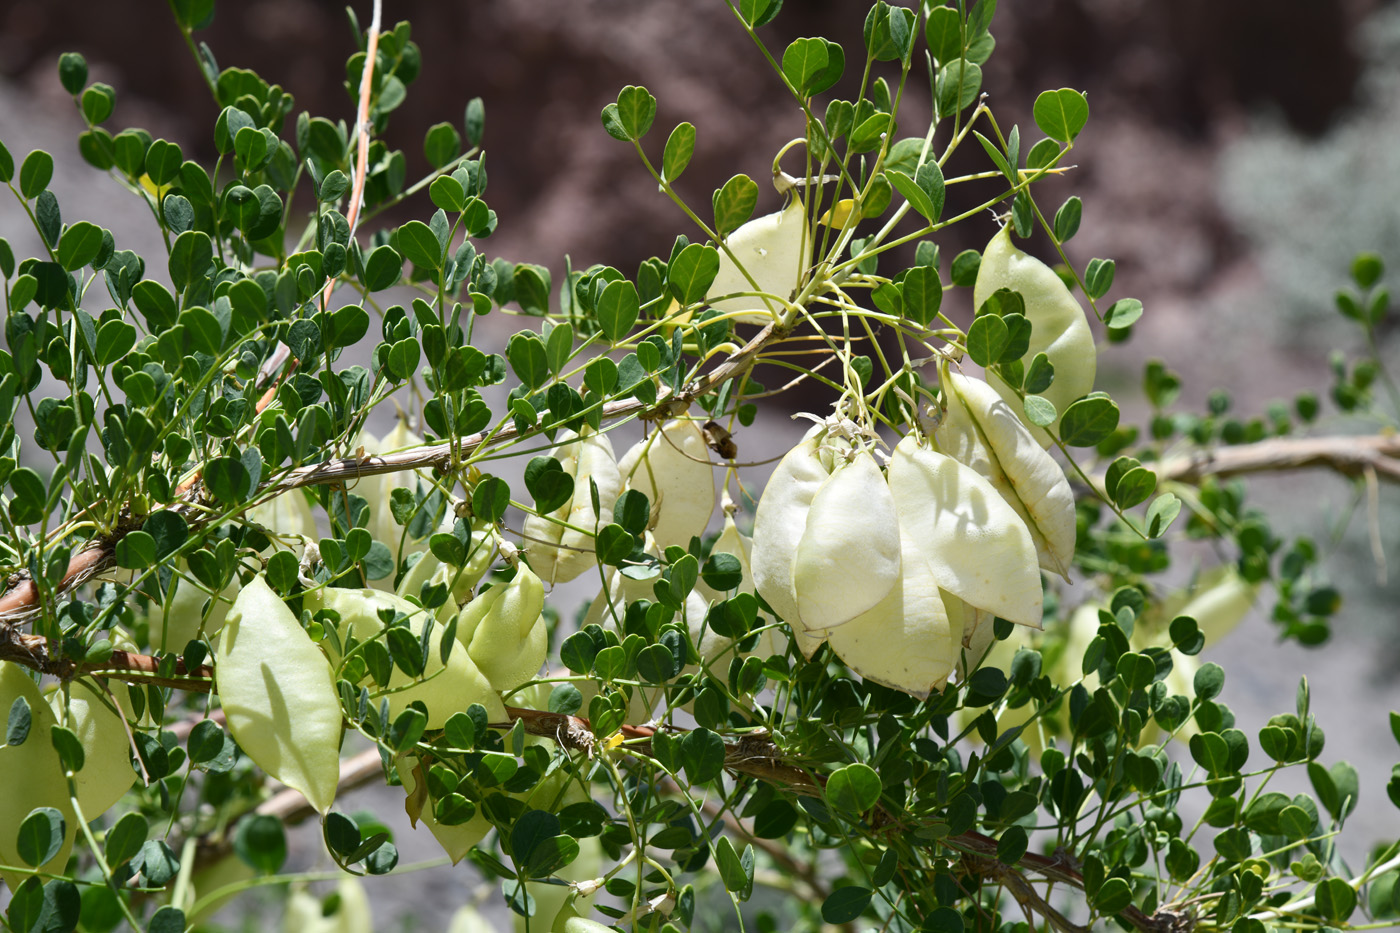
[887,157,946,224]
[362,244,403,291]
[82,84,116,125]
[1145,492,1182,538]
[966,313,1009,367]
[1315,877,1357,922]
[1093,877,1132,916]
[782,37,828,94]
[848,112,891,153]
[57,52,87,94]
[507,332,549,389]
[901,265,942,326]
[1105,297,1143,329]
[809,39,845,95]
[713,174,759,237]
[925,6,963,62]
[822,886,872,924]
[19,150,54,199]
[148,906,186,933]
[1189,732,1230,775]
[668,243,720,305]
[524,456,575,515]
[864,2,914,61]
[16,807,66,867]
[6,695,31,746]
[513,263,551,315]
[205,456,251,504]
[604,85,657,141]
[937,60,982,116]
[1033,88,1090,143]
[826,763,881,812]
[56,221,104,271]
[1085,257,1116,299]
[1023,395,1056,427]
[104,812,149,867]
[0,140,11,183]
[234,813,287,874]
[596,279,640,342]
[714,837,754,899]
[662,122,696,183]
[115,530,157,569]
[1058,396,1119,446]
[472,476,510,523]
[397,220,443,271]
[423,121,461,169]
[679,727,725,785]
[429,174,466,212]
[168,230,213,293]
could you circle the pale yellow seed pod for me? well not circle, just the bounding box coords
[399,753,493,864]
[363,420,437,589]
[697,511,787,660]
[707,197,811,325]
[48,678,138,820]
[750,426,825,634]
[216,575,342,814]
[396,516,498,622]
[973,224,1097,444]
[448,904,503,933]
[887,435,1044,628]
[457,564,548,693]
[936,369,1077,579]
[792,449,902,634]
[0,661,75,891]
[617,419,716,554]
[825,552,960,699]
[523,428,623,585]
[303,586,503,727]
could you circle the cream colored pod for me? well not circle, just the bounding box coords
[751,429,901,635]
[697,510,786,660]
[617,419,716,553]
[935,369,1077,579]
[362,419,436,588]
[974,224,1097,443]
[524,428,622,585]
[282,878,371,933]
[0,661,75,891]
[457,563,548,693]
[216,574,342,814]
[141,562,240,653]
[749,427,833,659]
[302,586,503,727]
[825,529,961,699]
[887,435,1043,629]
[399,753,493,863]
[396,515,498,621]
[48,678,139,819]
[706,196,811,325]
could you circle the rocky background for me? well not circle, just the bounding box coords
[2,1,1398,929]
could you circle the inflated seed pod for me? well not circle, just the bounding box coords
[456,564,548,693]
[524,428,623,585]
[973,225,1097,443]
[142,562,240,653]
[363,420,438,590]
[944,589,996,679]
[48,678,138,819]
[216,575,342,814]
[825,547,960,698]
[447,905,501,933]
[696,510,787,660]
[751,426,825,632]
[0,661,74,891]
[887,435,1043,629]
[303,586,503,727]
[282,878,371,933]
[514,834,601,933]
[248,486,317,541]
[707,197,811,325]
[792,448,902,634]
[399,753,493,864]
[935,368,1077,579]
[395,515,498,620]
[1171,566,1259,649]
[617,419,716,553]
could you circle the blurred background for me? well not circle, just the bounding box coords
[2,0,1399,928]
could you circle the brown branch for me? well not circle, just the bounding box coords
[0,322,778,625]
[1151,433,1400,485]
